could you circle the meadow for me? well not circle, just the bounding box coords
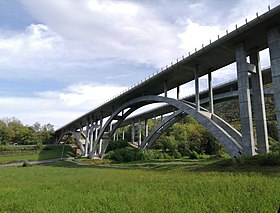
[0,158,280,213]
[0,145,73,164]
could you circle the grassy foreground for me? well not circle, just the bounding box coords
[0,145,73,164]
[0,159,280,212]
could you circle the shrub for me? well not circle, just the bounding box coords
[105,148,179,163]
[189,151,199,159]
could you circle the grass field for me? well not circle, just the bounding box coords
[0,158,280,213]
[0,145,73,164]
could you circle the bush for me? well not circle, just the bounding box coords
[189,151,199,159]
[105,148,180,163]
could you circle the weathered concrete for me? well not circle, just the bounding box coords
[268,27,280,141]
[250,50,269,153]
[235,43,255,156]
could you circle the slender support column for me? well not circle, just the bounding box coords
[208,72,214,114]
[138,117,142,147]
[80,126,85,156]
[268,27,280,141]
[122,129,125,140]
[235,43,255,156]
[89,121,94,153]
[99,139,103,156]
[85,122,89,157]
[177,85,180,100]
[94,121,98,156]
[144,119,148,137]
[195,65,200,111]
[250,49,269,153]
[164,81,168,97]
[131,120,135,143]
[116,132,119,141]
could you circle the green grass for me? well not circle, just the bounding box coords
[0,159,280,212]
[0,145,73,164]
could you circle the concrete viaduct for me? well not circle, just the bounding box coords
[55,5,280,159]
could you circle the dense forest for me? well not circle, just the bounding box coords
[0,117,54,146]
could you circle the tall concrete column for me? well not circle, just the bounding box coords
[94,121,99,156]
[131,120,135,143]
[99,118,103,155]
[267,27,280,141]
[195,65,200,111]
[177,85,180,100]
[89,121,94,153]
[164,81,168,97]
[85,122,90,157]
[144,119,149,137]
[235,43,255,156]
[138,117,142,147]
[122,129,125,140]
[250,49,269,153]
[208,72,214,114]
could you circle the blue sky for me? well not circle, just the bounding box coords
[0,0,278,128]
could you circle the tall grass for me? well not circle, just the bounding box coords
[0,162,279,212]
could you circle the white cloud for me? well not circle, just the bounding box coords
[0,83,126,128]
[178,19,223,53]
[20,0,181,67]
[0,0,277,128]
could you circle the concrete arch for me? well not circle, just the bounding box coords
[58,131,85,155]
[90,95,243,158]
[140,110,186,149]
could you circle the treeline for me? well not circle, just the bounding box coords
[0,117,54,146]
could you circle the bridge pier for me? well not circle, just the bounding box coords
[195,65,200,111]
[131,120,135,144]
[144,119,149,137]
[268,27,280,141]
[138,117,142,147]
[208,71,214,114]
[250,49,269,153]
[235,43,255,156]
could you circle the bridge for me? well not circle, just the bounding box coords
[55,5,280,159]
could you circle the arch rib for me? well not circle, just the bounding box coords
[90,95,243,158]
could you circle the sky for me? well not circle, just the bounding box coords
[0,0,279,129]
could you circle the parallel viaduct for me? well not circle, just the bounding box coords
[55,5,280,159]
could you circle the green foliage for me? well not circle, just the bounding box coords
[106,139,128,152]
[0,117,54,145]
[152,115,223,156]
[105,147,181,163]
